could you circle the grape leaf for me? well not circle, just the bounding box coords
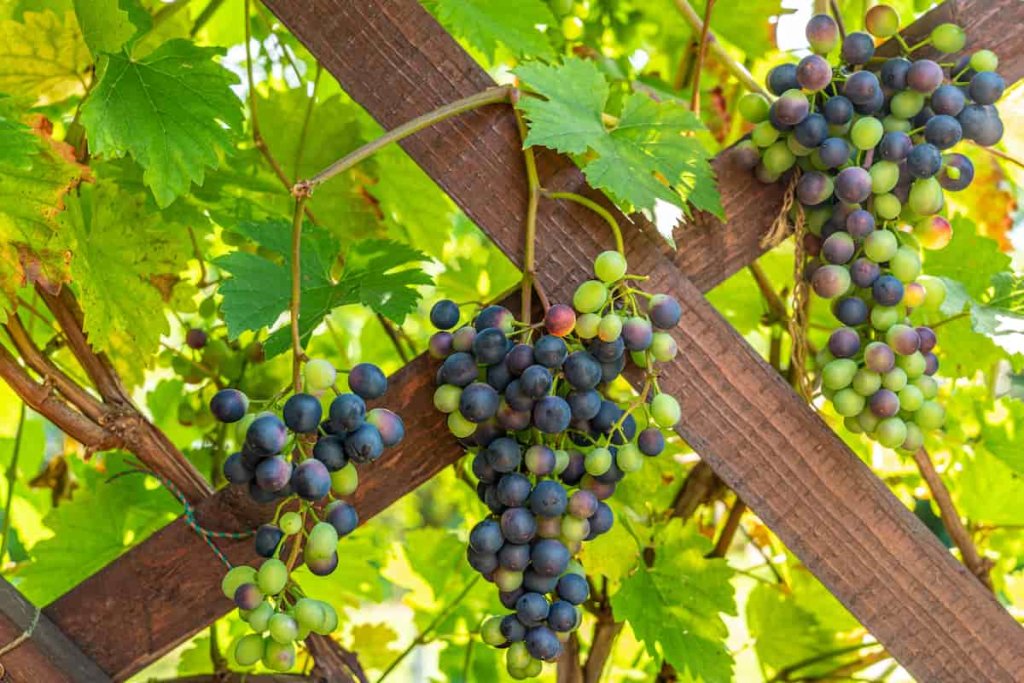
[747,582,839,675]
[349,623,400,671]
[515,58,722,218]
[216,220,431,358]
[427,0,556,61]
[72,0,149,56]
[81,39,243,207]
[924,217,1010,300]
[982,398,1024,476]
[610,519,735,682]
[0,97,39,165]
[0,11,90,105]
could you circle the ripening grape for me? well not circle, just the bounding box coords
[865,5,900,37]
[930,23,966,54]
[805,14,839,54]
[907,60,944,93]
[841,32,875,65]
[573,280,608,313]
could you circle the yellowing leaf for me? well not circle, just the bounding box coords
[0,11,90,105]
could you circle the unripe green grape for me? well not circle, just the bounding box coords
[763,141,796,174]
[898,351,926,378]
[594,251,627,282]
[970,49,999,73]
[222,565,257,600]
[901,421,925,451]
[864,229,898,262]
[873,193,902,220]
[263,640,295,672]
[507,642,532,671]
[751,121,781,148]
[833,388,866,417]
[598,314,622,342]
[871,305,901,331]
[433,384,462,413]
[573,280,608,313]
[915,400,945,429]
[844,416,864,433]
[869,160,899,194]
[257,558,288,596]
[853,369,882,396]
[882,115,912,133]
[304,358,337,391]
[822,359,858,391]
[908,178,944,215]
[268,612,299,644]
[306,523,339,560]
[630,350,649,368]
[816,347,835,367]
[883,367,908,392]
[448,411,477,438]
[318,603,339,635]
[890,246,921,282]
[616,443,643,472]
[494,568,524,592]
[481,616,505,647]
[806,206,831,235]
[858,409,881,433]
[931,23,966,53]
[898,385,924,412]
[247,602,275,633]
[279,512,302,536]
[553,449,570,474]
[294,598,324,632]
[585,447,612,476]
[739,93,770,122]
[787,134,814,157]
[852,117,884,150]
[575,312,600,338]
[828,121,851,137]
[650,332,678,362]
[520,658,543,678]
[913,375,938,399]
[234,634,265,666]
[331,463,358,496]
[920,276,947,310]
[890,90,925,119]
[876,417,908,448]
[651,393,681,427]
[561,515,590,541]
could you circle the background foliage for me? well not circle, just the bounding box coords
[0,0,1022,681]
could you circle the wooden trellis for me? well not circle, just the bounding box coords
[2,0,1024,681]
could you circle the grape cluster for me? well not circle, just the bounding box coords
[208,358,403,670]
[428,251,682,679]
[736,7,1004,450]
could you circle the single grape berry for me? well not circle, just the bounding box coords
[348,363,387,400]
[211,388,249,423]
[283,393,323,433]
[185,328,207,350]
[430,299,460,330]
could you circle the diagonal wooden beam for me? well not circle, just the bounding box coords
[32,1,1024,680]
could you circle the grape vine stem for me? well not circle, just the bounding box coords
[689,0,716,115]
[516,109,541,325]
[542,191,625,256]
[291,196,309,392]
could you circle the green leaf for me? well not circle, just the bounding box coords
[610,519,735,682]
[0,96,39,166]
[349,622,400,671]
[924,217,1010,300]
[747,582,838,674]
[981,398,1024,476]
[515,58,722,217]
[81,39,243,207]
[429,0,556,61]
[72,0,149,56]
[0,11,90,105]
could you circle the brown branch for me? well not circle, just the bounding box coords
[582,608,622,683]
[708,497,746,558]
[306,634,367,683]
[556,632,584,683]
[911,448,993,590]
[377,314,410,364]
[749,263,789,324]
[670,460,724,520]
[689,0,715,114]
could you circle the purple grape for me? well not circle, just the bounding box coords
[864,342,896,373]
[870,389,901,417]
[637,427,665,456]
[907,144,942,179]
[772,91,810,127]
[587,502,614,537]
[879,132,912,162]
[499,543,531,571]
[823,96,853,125]
[472,452,497,484]
[812,265,850,299]
[961,105,1003,146]
[880,57,911,90]
[835,166,872,204]
[796,55,831,91]
[531,539,570,577]
[313,434,347,471]
[844,70,880,105]
[969,71,1005,105]
[430,299,460,330]
[818,137,851,168]
[916,326,937,353]
[534,335,568,368]
[223,452,253,484]
[366,408,404,447]
[938,153,974,191]
[834,297,869,326]
[548,600,580,632]
[500,615,526,642]
[473,327,508,365]
[563,351,602,390]
[924,352,939,375]
[467,547,497,574]
[733,140,760,170]
[649,294,682,329]
[486,437,522,473]
[499,588,526,610]
[533,395,571,434]
[460,382,500,423]
[828,328,861,358]
[428,331,453,359]
[506,344,534,375]
[516,591,550,625]
[907,60,943,93]
[255,456,292,492]
[283,393,322,434]
[306,551,339,576]
[292,459,330,501]
[325,500,359,537]
[797,170,833,206]
[822,232,855,265]
[500,507,537,544]
[924,115,962,150]
[845,209,875,239]
[475,305,515,332]
[254,524,283,558]
[841,32,875,65]
[557,574,589,605]
[497,472,532,507]
[767,63,800,95]
[559,450,586,486]
[525,626,562,661]
[469,519,503,553]
[887,324,921,355]
[872,275,905,307]
[440,352,477,387]
[568,490,599,518]
[531,480,568,517]
[805,14,839,53]
[451,326,476,352]
[234,583,263,610]
[854,87,885,115]
[348,362,387,400]
[930,84,965,116]
[344,423,384,464]
[210,388,248,423]
[622,317,653,351]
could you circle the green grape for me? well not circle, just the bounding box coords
[562,15,583,40]
[553,449,570,474]
[304,358,337,391]
[306,522,340,560]
[897,351,926,378]
[883,367,908,392]
[915,400,945,429]
[751,120,781,147]
[739,93,771,123]
[331,463,358,496]
[931,23,966,53]
[268,613,299,644]
[263,640,295,672]
[852,117,884,150]
[448,411,477,438]
[598,314,623,341]
[908,178,944,215]
[869,160,899,194]
[222,565,257,600]
[594,250,627,282]
[864,229,898,263]
[870,305,901,331]
[876,417,908,448]
[575,312,600,338]
[433,384,462,413]
[852,370,882,396]
[616,443,643,472]
[508,642,532,671]
[898,385,924,412]
[833,388,865,417]
[890,90,925,119]
[561,515,589,541]
[806,206,831,235]
[247,602,275,633]
[822,359,857,391]
[234,634,265,666]
[844,416,864,434]
[828,121,851,137]
[787,134,814,157]
[890,246,921,282]
[550,0,574,16]
[882,115,912,133]
[763,141,796,174]
[858,409,881,433]
[970,49,999,72]
[279,512,302,536]
[520,659,543,678]
[494,568,524,592]
[873,193,902,220]
[318,603,339,634]
[914,375,938,399]
[257,558,288,596]
[651,393,681,427]
[585,447,612,476]
[901,422,925,451]
[630,350,649,368]
[650,332,678,362]
[294,598,324,632]
[816,347,835,367]
[920,276,947,310]
[481,616,505,647]
[573,280,608,313]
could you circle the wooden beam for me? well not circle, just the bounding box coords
[0,577,110,682]
[35,1,1024,680]
[258,1,1024,681]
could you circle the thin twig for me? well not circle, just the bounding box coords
[708,497,746,558]
[290,196,309,392]
[690,0,716,114]
[829,0,846,41]
[293,64,323,180]
[377,314,410,364]
[748,262,788,324]
[672,0,770,98]
[515,109,541,325]
[974,143,1024,170]
[0,403,26,564]
[767,643,883,682]
[189,0,226,37]
[911,448,993,590]
[542,191,624,255]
